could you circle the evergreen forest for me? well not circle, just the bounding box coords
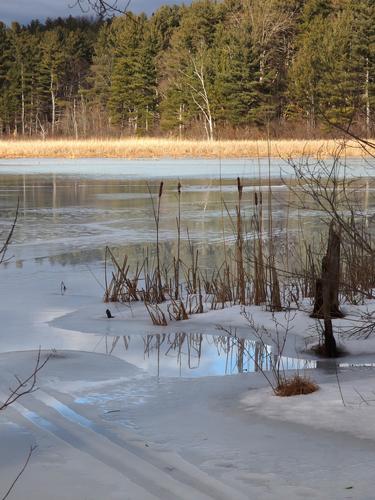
[0,0,374,139]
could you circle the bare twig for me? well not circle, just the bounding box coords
[0,199,19,265]
[71,0,130,17]
[0,349,50,411]
[1,445,37,500]
[334,364,346,407]
[353,387,370,406]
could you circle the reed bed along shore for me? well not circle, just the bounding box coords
[0,137,370,159]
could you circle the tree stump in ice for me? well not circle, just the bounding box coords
[323,317,337,358]
[311,221,343,358]
[311,221,343,320]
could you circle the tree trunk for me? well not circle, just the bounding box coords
[311,221,343,319]
[21,64,25,136]
[207,115,214,141]
[51,71,56,136]
[179,104,184,140]
[323,318,337,358]
[81,93,87,137]
[365,57,370,137]
[73,98,79,140]
[311,221,342,357]
[271,265,282,312]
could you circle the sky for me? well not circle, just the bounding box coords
[0,0,187,25]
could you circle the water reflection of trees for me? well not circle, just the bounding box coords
[106,332,276,376]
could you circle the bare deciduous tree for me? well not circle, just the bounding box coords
[244,0,297,82]
[180,52,215,141]
[71,0,131,17]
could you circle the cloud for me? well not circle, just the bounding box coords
[0,0,187,25]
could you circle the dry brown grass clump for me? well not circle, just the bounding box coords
[275,374,319,397]
[0,138,370,159]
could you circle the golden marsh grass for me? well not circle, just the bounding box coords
[0,138,370,159]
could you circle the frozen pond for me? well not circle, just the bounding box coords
[1,157,374,265]
[0,251,317,377]
[0,158,297,264]
[0,157,374,377]
[1,156,371,179]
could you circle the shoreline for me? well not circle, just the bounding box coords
[0,138,371,159]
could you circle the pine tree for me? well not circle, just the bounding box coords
[133,27,159,134]
[0,22,11,134]
[214,21,260,127]
[108,14,145,131]
[287,8,331,128]
[89,23,114,110]
[288,0,374,132]
[347,0,375,135]
[39,28,68,134]
[0,0,372,138]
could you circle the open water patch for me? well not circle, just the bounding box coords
[87,331,316,378]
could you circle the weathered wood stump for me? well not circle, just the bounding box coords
[311,222,343,319]
[311,221,343,358]
[323,317,337,358]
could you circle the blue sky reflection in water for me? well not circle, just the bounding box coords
[96,331,317,378]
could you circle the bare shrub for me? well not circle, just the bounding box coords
[218,309,318,397]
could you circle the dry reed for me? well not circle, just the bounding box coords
[275,374,319,397]
[0,138,370,159]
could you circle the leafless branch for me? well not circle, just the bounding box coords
[334,363,346,407]
[1,446,37,500]
[0,349,50,411]
[70,0,131,17]
[0,199,19,265]
[217,324,276,390]
[286,156,375,256]
[318,108,375,159]
[178,52,215,140]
